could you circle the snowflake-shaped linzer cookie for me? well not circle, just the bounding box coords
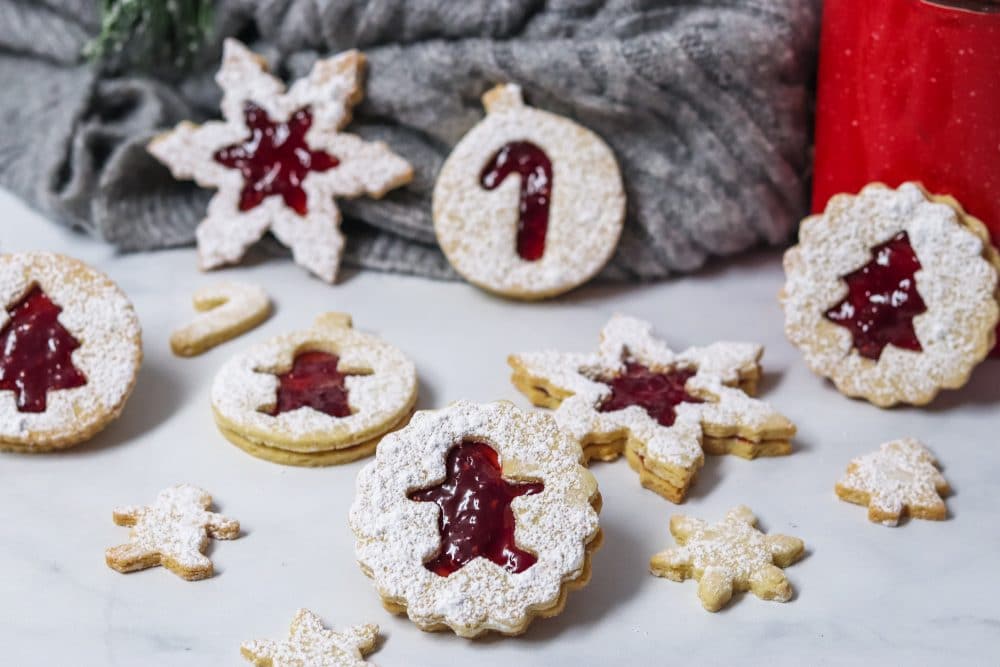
[509,314,795,503]
[835,438,950,526]
[782,182,1000,407]
[105,484,240,581]
[242,609,378,667]
[148,38,413,283]
[650,505,804,612]
[349,400,602,638]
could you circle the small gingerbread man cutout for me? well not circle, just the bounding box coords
[241,609,378,667]
[835,438,950,526]
[650,506,804,612]
[105,484,240,581]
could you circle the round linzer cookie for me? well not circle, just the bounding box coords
[211,313,417,466]
[433,84,625,300]
[349,400,602,638]
[0,252,142,452]
[782,182,1000,407]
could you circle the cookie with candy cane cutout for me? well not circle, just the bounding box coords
[170,282,270,356]
[212,312,417,466]
[433,84,625,299]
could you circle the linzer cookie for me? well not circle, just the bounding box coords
[509,315,795,503]
[170,281,270,357]
[433,84,625,299]
[242,609,379,666]
[835,438,950,526]
[0,252,142,452]
[649,505,805,612]
[148,38,413,283]
[212,313,416,466]
[349,400,602,638]
[782,182,1000,407]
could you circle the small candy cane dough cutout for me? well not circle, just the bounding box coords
[170,282,271,357]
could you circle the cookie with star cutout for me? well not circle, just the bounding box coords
[0,252,142,452]
[148,39,413,283]
[349,400,602,638]
[211,312,417,466]
[242,609,379,666]
[782,182,1000,407]
[509,314,795,503]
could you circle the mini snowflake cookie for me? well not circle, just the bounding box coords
[170,281,271,357]
[649,505,805,612]
[835,438,950,526]
[782,182,1000,407]
[509,314,795,503]
[349,400,602,638]
[0,252,142,452]
[148,39,413,283]
[433,84,625,299]
[212,312,417,466]
[105,484,240,581]
[242,609,378,667]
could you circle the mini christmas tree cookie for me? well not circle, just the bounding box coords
[433,83,625,299]
[149,38,413,283]
[105,484,240,581]
[242,609,379,667]
[782,182,1000,407]
[509,314,795,503]
[170,281,271,356]
[650,505,805,612]
[835,438,950,526]
[0,252,142,452]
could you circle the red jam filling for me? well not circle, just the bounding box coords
[408,440,543,577]
[0,286,87,413]
[824,231,927,361]
[214,102,339,215]
[597,362,701,427]
[479,141,553,261]
[265,351,361,418]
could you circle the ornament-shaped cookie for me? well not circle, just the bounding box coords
[0,252,142,452]
[433,84,625,299]
[212,313,417,466]
[349,400,602,638]
[782,182,1000,407]
[242,610,378,667]
[149,39,413,283]
[509,314,795,503]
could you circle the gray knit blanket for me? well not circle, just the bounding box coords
[0,0,819,280]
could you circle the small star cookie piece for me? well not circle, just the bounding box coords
[650,506,804,612]
[148,38,413,283]
[241,609,378,667]
[835,438,950,526]
[105,484,240,581]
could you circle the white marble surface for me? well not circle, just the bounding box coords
[1,188,998,666]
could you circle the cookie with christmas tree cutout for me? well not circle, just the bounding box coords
[0,252,142,452]
[433,83,625,300]
[212,312,416,466]
[509,314,795,503]
[148,38,413,283]
[349,400,602,638]
[782,182,1000,407]
[242,609,378,667]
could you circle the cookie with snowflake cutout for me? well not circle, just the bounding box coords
[349,400,602,637]
[105,484,240,581]
[509,314,795,503]
[782,182,1000,407]
[650,505,804,612]
[242,609,378,667]
[212,312,417,466]
[0,252,142,452]
[836,438,950,526]
[148,39,413,283]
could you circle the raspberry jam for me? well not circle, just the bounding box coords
[597,362,701,427]
[214,102,339,215]
[480,141,553,261]
[265,351,361,418]
[408,440,544,577]
[825,231,927,361]
[0,286,87,413]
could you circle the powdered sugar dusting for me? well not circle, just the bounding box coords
[349,400,600,637]
[241,609,378,667]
